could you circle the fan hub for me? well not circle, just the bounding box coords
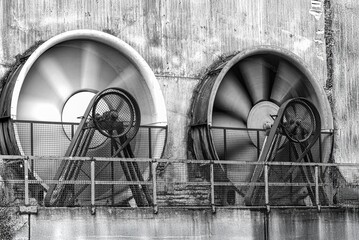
[247,101,279,146]
[247,101,279,130]
[62,90,97,123]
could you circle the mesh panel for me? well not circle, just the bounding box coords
[93,88,140,140]
[13,120,166,158]
[8,126,359,209]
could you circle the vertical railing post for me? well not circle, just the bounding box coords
[223,129,227,159]
[30,123,34,173]
[152,159,158,214]
[210,160,216,213]
[257,130,260,158]
[91,158,96,214]
[24,157,29,206]
[315,165,320,212]
[264,163,270,213]
[319,133,323,163]
[148,128,152,158]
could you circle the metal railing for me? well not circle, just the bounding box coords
[1,155,359,212]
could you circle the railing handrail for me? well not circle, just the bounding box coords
[1,154,358,167]
[1,154,359,211]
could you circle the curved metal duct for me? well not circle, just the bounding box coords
[190,46,333,204]
[0,30,167,205]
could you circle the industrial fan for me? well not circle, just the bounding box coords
[0,30,167,205]
[190,47,333,205]
[44,88,152,207]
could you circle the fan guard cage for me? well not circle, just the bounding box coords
[93,88,141,140]
[281,98,319,143]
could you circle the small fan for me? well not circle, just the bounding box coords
[92,88,141,153]
[281,99,317,143]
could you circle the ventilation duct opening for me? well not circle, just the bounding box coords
[190,46,333,205]
[0,30,167,205]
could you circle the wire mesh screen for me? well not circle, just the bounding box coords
[332,165,359,205]
[94,159,153,207]
[13,120,167,158]
[5,124,359,209]
[209,127,335,207]
[14,121,75,156]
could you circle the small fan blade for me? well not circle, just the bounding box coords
[270,61,303,105]
[284,104,296,122]
[214,71,252,122]
[238,57,271,104]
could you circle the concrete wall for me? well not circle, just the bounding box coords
[0,0,328,162]
[2,0,359,239]
[14,207,359,240]
[331,0,359,166]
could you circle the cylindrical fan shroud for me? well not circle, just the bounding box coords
[0,30,167,204]
[190,46,333,183]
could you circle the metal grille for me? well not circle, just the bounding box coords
[93,88,140,140]
[13,120,167,158]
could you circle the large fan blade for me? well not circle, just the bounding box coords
[270,61,303,105]
[17,95,62,121]
[212,111,257,182]
[226,143,258,183]
[238,57,271,104]
[212,110,246,128]
[214,71,252,122]
[80,43,104,89]
[106,64,141,90]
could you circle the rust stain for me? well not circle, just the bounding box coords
[310,0,324,20]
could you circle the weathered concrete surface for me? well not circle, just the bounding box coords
[331,0,359,169]
[269,208,359,240]
[0,0,331,190]
[0,0,328,164]
[24,208,264,240]
[14,207,359,240]
[0,0,327,80]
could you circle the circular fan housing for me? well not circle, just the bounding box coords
[0,30,167,204]
[190,46,333,184]
[2,30,167,157]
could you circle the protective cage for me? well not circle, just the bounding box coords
[0,30,168,206]
[190,46,334,206]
